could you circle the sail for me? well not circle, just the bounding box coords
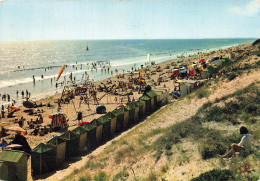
[57,66,65,81]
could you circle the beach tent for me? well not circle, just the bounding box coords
[50,113,68,130]
[182,80,198,91]
[82,123,96,151]
[207,65,217,75]
[121,106,129,129]
[144,91,158,110]
[112,107,125,133]
[136,100,145,120]
[180,83,191,97]
[0,161,8,181]
[202,69,210,79]
[97,115,110,142]
[211,60,222,66]
[0,150,28,181]
[154,88,169,105]
[90,119,103,146]
[105,111,117,136]
[46,136,66,167]
[31,143,56,177]
[140,94,151,115]
[221,58,229,67]
[132,102,139,122]
[60,131,79,159]
[126,102,136,125]
[72,127,87,152]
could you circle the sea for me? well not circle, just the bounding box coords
[0,38,256,107]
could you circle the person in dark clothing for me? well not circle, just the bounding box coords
[21,91,24,99]
[32,128,39,136]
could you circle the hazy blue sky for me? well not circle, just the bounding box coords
[0,0,259,40]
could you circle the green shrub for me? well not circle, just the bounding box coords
[78,177,87,181]
[160,164,169,173]
[191,169,234,181]
[203,106,227,123]
[245,103,259,114]
[112,167,129,181]
[93,171,107,181]
[79,175,92,181]
[74,168,79,174]
[199,143,225,160]
[196,89,210,99]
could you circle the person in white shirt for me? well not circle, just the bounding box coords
[220,126,257,158]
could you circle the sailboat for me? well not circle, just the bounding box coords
[86,44,89,51]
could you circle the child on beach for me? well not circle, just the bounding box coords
[220,126,258,158]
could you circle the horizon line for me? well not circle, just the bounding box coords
[0,37,258,42]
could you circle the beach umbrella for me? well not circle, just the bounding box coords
[200,59,205,63]
[171,91,181,97]
[57,66,65,81]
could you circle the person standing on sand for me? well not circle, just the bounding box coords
[220,126,258,158]
[21,91,24,99]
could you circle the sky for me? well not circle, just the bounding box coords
[0,0,259,40]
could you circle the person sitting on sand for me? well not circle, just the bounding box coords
[43,126,48,134]
[39,128,44,136]
[32,128,39,136]
[220,126,258,158]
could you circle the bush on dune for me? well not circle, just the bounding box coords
[191,169,234,181]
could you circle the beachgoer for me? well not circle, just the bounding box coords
[32,128,39,136]
[39,128,44,136]
[1,110,4,118]
[44,126,48,134]
[21,91,24,99]
[33,75,35,84]
[220,126,258,158]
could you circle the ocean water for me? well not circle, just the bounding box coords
[0,39,255,106]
